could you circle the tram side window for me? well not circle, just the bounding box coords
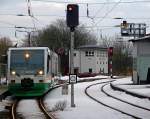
[47,55,50,73]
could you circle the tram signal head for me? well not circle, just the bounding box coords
[66,4,79,27]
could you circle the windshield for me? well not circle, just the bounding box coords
[10,49,44,75]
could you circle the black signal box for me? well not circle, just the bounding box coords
[67,4,79,27]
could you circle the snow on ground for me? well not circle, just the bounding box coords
[103,84,150,110]
[1,75,150,118]
[111,77,133,85]
[44,78,132,119]
[111,77,150,97]
[17,99,45,119]
[58,75,109,81]
[87,81,150,119]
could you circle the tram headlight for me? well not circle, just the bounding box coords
[11,71,16,75]
[38,70,44,75]
[24,53,30,59]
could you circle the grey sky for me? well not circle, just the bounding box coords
[1,0,150,44]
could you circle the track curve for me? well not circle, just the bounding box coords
[37,98,56,119]
[101,83,150,111]
[11,99,19,119]
[85,80,150,119]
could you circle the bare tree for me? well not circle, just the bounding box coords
[22,19,97,75]
[100,35,133,75]
[0,37,13,77]
[0,37,13,61]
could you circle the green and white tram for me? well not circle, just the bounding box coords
[7,47,58,97]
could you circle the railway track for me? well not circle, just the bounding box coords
[102,83,150,111]
[10,98,56,119]
[37,98,56,119]
[85,80,150,119]
[10,99,18,119]
[8,84,63,119]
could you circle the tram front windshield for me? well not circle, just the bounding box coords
[10,50,44,75]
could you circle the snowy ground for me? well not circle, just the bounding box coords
[111,78,150,98]
[0,75,150,119]
[17,99,46,119]
[103,83,150,110]
[44,77,133,119]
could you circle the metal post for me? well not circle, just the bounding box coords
[110,59,113,78]
[70,27,75,107]
[58,55,61,74]
[28,32,31,47]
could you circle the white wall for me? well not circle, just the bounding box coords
[74,49,108,74]
[74,50,80,68]
[96,50,108,74]
[80,50,96,73]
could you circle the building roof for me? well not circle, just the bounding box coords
[129,35,150,42]
[77,45,107,50]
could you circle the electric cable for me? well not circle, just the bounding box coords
[32,0,150,5]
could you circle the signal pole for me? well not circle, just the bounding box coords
[70,27,75,107]
[66,4,79,108]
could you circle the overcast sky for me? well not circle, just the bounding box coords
[1,0,150,44]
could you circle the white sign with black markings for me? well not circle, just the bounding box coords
[69,74,77,83]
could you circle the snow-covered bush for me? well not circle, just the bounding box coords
[51,100,67,111]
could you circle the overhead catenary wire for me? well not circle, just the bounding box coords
[92,1,107,19]
[31,0,150,4]
[94,0,122,27]
[1,14,150,20]
[1,0,150,40]
[1,24,150,29]
[0,20,17,26]
[87,0,122,34]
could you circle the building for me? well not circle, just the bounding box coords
[130,36,150,84]
[73,45,108,74]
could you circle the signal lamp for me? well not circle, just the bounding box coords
[66,4,79,27]
[68,7,73,11]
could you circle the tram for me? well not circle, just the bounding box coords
[7,47,58,97]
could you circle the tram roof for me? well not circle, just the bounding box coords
[8,47,50,51]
